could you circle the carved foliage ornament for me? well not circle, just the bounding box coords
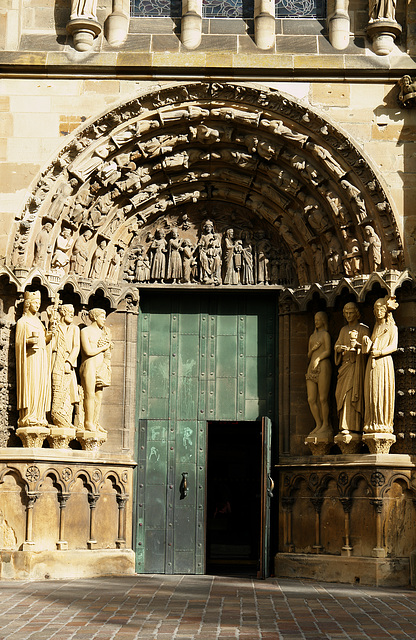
[9,83,403,292]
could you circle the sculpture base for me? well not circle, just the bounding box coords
[304,434,333,455]
[47,427,76,449]
[66,18,102,52]
[334,431,362,454]
[362,432,396,454]
[366,19,402,56]
[0,549,135,580]
[16,426,49,448]
[76,428,107,451]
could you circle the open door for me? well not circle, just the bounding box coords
[258,416,274,579]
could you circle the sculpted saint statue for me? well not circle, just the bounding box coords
[32,222,53,268]
[306,312,332,438]
[70,228,93,275]
[79,309,112,432]
[334,302,370,434]
[51,227,73,276]
[50,304,80,429]
[15,291,53,429]
[70,0,98,20]
[362,297,398,434]
[198,219,222,285]
[369,0,396,21]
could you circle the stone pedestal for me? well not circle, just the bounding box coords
[366,19,402,55]
[76,429,107,451]
[16,427,49,448]
[304,434,332,455]
[47,427,76,449]
[334,431,362,454]
[66,18,102,51]
[362,432,396,454]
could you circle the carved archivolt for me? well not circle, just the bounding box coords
[6,82,404,305]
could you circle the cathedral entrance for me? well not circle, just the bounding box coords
[206,419,273,577]
[135,291,277,575]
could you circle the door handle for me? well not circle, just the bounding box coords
[180,472,188,499]
[267,475,274,498]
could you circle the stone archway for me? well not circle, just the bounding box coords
[5,82,404,305]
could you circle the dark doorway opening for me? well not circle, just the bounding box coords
[206,421,262,576]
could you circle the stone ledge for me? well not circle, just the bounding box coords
[275,553,410,586]
[0,549,136,580]
[276,453,416,468]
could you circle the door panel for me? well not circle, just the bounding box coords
[136,293,277,574]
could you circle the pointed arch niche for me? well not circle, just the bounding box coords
[5,82,406,308]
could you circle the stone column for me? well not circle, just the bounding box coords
[57,493,70,550]
[340,497,353,556]
[181,0,202,50]
[282,496,295,552]
[23,491,39,551]
[370,498,386,557]
[311,496,323,553]
[254,0,275,50]
[116,494,128,549]
[87,493,100,549]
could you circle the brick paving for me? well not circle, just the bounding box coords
[0,575,415,640]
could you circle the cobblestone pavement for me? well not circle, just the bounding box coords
[0,575,415,640]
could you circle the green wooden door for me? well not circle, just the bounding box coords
[135,292,277,574]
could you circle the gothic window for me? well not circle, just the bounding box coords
[130,0,325,18]
[275,0,325,18]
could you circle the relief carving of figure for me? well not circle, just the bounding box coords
[89,238,108,279]
[325,231,343,278]
[198,219,222,285]
[32,222,53,268]
[48,180,76,222]
[340,179,368,224]
[107,245,125,281]
[362,297,398,433]
[223,228,239,285]
[369,0,396,21]
[334,302,370,434]
[241,230,254,285]
[51,227,73,276]
[311,242,325,282]
[150,229,167,282]
[363,225,382,272]
[255,231,271,285]
[79,309,112,433]
[70,0,98,20]
[305,141,345,179]
[167,228,183,283]
[70,228,93,275]
[306,312,332,438]
[181,240,196,283]
[341,228,362,277]
[50,304,80,429]
[135,246,151,283]
[261,119,308,146]
[15,291,52,429]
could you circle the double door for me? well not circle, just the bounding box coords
[135,292,277,575]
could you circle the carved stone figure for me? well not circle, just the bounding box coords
[241,230,254,285]
[325,231,343,278]
[107,245,124,281]
[305,141,345,179]
[181,240,196,283]
[51,227,73,275]
[255,231,271,285]
[89,239,107,279]
[198,219,222,285]
[48,180,75,222]
[398,76,416,108]
[311,242,325,282]
[70,0,98,20]
[70,228,93,275]
[341,228,362,277]
[340,179,368,223]
[15,291,52,429]
[364,225,382,272]
[306,312,332,438]
[32,222,53,268]
[334,302,370,434]
[79,309,112,433]
[223,229,239,285]
[369,0,396,21]
[167,228,183,283]
[132,246,149,283]
[50,304,80,429]
[260,119,308,145]
[295,252,309,285]
[150,229,167,282]
[363,297,398,433]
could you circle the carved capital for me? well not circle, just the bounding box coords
[310,496,324,514]
[88,493,100,508]
[281,496,295,512]
[370,498,383,514]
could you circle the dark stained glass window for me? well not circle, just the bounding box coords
[130,0,325,18]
